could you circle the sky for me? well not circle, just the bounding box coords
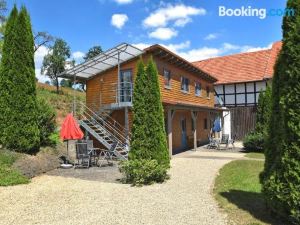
[7,0,287,82]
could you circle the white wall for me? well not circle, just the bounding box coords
[222,109,231,139]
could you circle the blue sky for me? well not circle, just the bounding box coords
[7,0,287,81]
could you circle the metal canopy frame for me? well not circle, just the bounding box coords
[59,43,144,80]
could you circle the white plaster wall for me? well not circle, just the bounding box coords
[222,109,231,139]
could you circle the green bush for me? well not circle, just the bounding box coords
[243,132,264,151]
[36,97,57,147]
[261,0,300,223]
[119,159,169,186]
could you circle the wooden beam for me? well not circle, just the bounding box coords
[167,108,175,157]
[191,111,198,151]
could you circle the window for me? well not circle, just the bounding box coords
[195,82,201,96]
[181,77,189,92]
[163,69,171,88]
[206,86,210,98]
[204,118,208,130]
[120,69,133,102]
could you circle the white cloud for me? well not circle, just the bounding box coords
[133,41,191,52]
[178,47,223,61]
[174,18,192,27]
[163,41,190,52]
[149,27,177,40]
[143,3,206,28]
[72,51,85,60]
[111,14,128,29]
[133,43,151,50]
[114,0,133,4]
[242,43,273,52]
[204,33,218,40]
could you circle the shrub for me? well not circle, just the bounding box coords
[0,6,40,153]
[119,159,169,186]
[261,0,300,223]
[36,97,57,147]
[243,132,264,151]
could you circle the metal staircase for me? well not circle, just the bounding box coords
[75,102,130,160]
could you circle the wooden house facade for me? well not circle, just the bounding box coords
[61,43,223,155]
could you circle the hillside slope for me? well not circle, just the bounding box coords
[37,83,85,126]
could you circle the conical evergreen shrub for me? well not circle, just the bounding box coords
[0,6,40,152]
[121,58,170,185]
[0,6,18,144]
[261,0,300,223]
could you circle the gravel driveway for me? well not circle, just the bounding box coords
[0,149,244,225]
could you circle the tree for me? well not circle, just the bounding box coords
[60,78,72,88]
[122,59,170,185]
[0,5,17,145]
[0,0,7,55]
[261,0,300,223]
[0,6,40,152]
[256,85,272,134]
[83,45,102,61]
[41,38,71,94]
[0,0,6,23]
[34,31,55,53]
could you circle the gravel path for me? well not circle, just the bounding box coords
[0,150,245,225]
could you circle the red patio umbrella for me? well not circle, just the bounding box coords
[60,113,84,159]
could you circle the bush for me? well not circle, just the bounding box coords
[243,132,264,151]
[36,97,57,147]
[119,159,169,186]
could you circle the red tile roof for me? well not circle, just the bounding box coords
[193,41,282,85]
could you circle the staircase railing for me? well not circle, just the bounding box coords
[76,102,130,147]
[92,104,132,140]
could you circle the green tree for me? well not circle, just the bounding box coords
[256,85,272,134]
[60,78,72,88]
[0,6,40,152]
[36,97,56,146]
[41,38,71,94]
[0,5,18,145]
[83,45,102,61]
[0,1,9,55]
[261,1,300,223]
[123,59,170,185]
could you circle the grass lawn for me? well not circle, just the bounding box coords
[214,160,283,225]
[0,150,29,186]
[245,152,265,160]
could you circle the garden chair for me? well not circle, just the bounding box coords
[217,134,230,150]
[97,141,118,167]
[86,140,99,166]
[75,142,90,168]
[207,134,218,149]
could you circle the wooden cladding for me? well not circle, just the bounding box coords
[85,52,215,109]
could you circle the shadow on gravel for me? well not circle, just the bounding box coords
[220,190,288,225]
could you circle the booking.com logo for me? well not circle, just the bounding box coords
[219,6,296,19]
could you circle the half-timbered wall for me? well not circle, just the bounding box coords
[214,80,270,107]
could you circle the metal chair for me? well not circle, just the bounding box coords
[217,134,230,150]
[207,134,218,149]
[97,141,118,167]
[86,140,99,166]
[75,142,90,168]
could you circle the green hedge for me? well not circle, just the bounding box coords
[243,132,264,152]
[119,159,169,186]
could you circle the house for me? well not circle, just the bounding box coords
[193,41,282,139]
[60,43,224,156]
